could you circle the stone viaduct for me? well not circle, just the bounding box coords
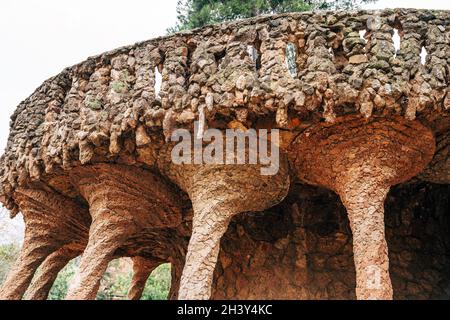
[0,8,449,300]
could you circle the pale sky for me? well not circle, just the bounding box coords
[0,0,449,242]
[0,0,179,153]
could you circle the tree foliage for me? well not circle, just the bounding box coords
[48,259,171,300]
[170,0,375,32]
[48,258,78,300]
[0,243,20,285]
[140,264,172,300]
[1,251,171,300]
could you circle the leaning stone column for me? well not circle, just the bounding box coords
[66,164,182,300]
[26,247,82,300]
[0,188,89,300]
[0,238,57,300]
[127,257,160,300]
[290,115,435,299]
[161,137,290,299]
[178,197,232,300]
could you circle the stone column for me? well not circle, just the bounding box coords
[65,199,136,300]
[0,188,89,300]
[127,257,160,300]
[66,164,182,300]
[178,201,233,299]
[290,115,435,300]
[0,239,57,300]
[337,175,392,299]
[26,247,81,300]
[161,137,291,300]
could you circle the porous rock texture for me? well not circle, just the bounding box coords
[0,188,90,300]
[0,8,449,300]
[289,115,435,299]
[64,163,186,300]
[159,140,290,299]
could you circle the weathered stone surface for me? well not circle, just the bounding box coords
[213,182,450,300]
[158,139,290,300]
[0,8,449,300]
[349,54,368,64]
